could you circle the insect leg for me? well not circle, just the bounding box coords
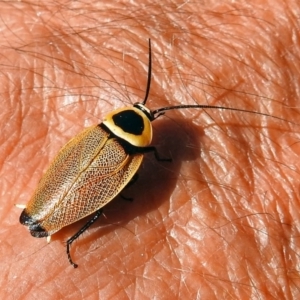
[120,173,139,201]
[120,194,133,201]
[66,209,103,268]
[138,146,172,162]
[126,173,139,188]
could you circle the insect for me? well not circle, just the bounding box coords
[18,39,284,268]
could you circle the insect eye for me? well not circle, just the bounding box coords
[133,103,154,121]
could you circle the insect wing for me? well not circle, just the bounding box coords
[25,125,143,235]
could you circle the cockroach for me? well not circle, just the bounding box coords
[18,40,284,268]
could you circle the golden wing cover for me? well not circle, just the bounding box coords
[25,125,143,235]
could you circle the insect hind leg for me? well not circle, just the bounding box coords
[66,209,103,268]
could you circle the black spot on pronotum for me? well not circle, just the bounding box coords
[112,110,144,135]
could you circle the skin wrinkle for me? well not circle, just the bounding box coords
[1,0,300,299]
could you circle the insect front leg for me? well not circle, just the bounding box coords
[66,209,103,268]
[138,146,172,162]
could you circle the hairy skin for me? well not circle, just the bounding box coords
[1,0,300,299]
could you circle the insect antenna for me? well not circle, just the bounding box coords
[142,39,152,105]
[152,104,291,123]
[142,39,293,124]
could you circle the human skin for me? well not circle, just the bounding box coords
[1,0,300,299]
